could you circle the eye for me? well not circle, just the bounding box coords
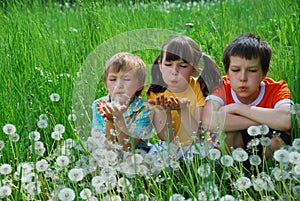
[249,69,258,72]
[108,78,116,81]
[231,68,240,72]
[179,64,188,68]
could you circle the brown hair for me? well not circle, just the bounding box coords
[104,52,146,96]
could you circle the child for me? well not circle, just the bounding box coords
[202,33,293,159]
[146,35,221,160]
[91,52,154,152]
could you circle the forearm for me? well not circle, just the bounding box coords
[178,107,200,136]
[234,104,291,131]
[153,109,174,141]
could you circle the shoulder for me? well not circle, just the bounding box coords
[263,77,289,89]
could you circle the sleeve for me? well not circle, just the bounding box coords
[91,99,106,134]
[273,80,293,108]
[205,78,228,106]
[127,104,154,140]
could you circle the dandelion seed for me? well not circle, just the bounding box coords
[220,194,236,201]
[50,93,60,102]
[232,148,248,162]
[68,168,84,182]
[260,136,271,147]
[39,114,48,120]
[169,193,185,201]
[56,155,70,167]
[0,164,12,175]
[101,166,115,178]
[235,176,251,191]
[94,182,109,194]
[274,149,290,163]
[0,140,4,151]
[220,155,234,167]
[259,124,269,135]
[247,125,260,136]
[68,114,77,121]
[208,148,221,160]
[294,164,300,176]
[289,151,300,165]
[58,187,75,201]
[80,188,92,200]
[51,131,62,141]
[103,195,122,201]
[293,138,300,150]
[137,193,149,201]
[292,185,300,198]
[26,181,41,196]
[252,177,265,191]
[9,133,20,142]
[37,119,48,128]
[92,176,106,187]
[29,131,40,141]
[54,124,65,134]
[249,155,262,166]
[130,153,143,164]
[3,124,16,135]
[36,159,49,172]
[0,185,12,198]
[197,163,211,178]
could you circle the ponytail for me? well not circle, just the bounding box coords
[197,54,222,97]
[146,56,167,95]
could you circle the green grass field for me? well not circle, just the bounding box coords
[0,0,299,200]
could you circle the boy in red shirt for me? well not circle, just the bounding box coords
[203,33,293,159]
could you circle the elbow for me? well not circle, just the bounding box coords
[202,115,218,132]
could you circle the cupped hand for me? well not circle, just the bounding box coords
[97,100,127,120]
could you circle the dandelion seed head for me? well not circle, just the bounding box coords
[3,124,16,135]
[0,185,12,198]
[26,181,41,196]
[29,131,40,141]
[56,155,70,167]
[169,193,185,201]
[197,163,211,178]
[0,164,12,175]
[51,131,62,141]
[68,168,84,182]
[80,188,92,200]
[260,136,271,147]
[220,155,234,167]
[9,133,20,142]
[232,148,249,162]
[235,176,251,191]
[39,114,48,120]
[50,93,60,102]
[54,124,65,134]
[58,187,75,201]
[208,148,221,160]
[293,138,300,150]
[247,125,260,136]
[274,149,290,163]
[36,159,49,172]
[259,124,269,135]
[289,151,300,165]
[138,193,149,201]
[294,164,300,176]
[249,155,262,166]
[292,185,300,198]
[37,119,48,128]
[220,194,236,201]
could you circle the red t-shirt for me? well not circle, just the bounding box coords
[206,76,292,108]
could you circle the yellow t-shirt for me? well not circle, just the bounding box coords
[146,77,205,145]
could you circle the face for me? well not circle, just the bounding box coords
[105,69,142,105]
[227,56,266,104]
[159,57,197,93]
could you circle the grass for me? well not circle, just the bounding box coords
[0,0,299,200]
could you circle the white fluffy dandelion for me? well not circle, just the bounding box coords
[249,155,262,166]
[169,193,185,201]
[36,159,49,172]
[80,188,92,200]
[208,148,221,160]
[37,119,48,129]
[0,185,12,198]
[50,93,60,102]
[68,114,77,121]
[9,133,20,142]
[289,151,300,165]
[56,155,70,167]
[26,181,41,196]
[235,176,251,191]
[294,164,300,176]
[0,164,12,175]
[232,148,249,162]
[68,168,84,182]
[137,193,149,201]
[274,149,290,163]
[54,124,65,134]
[247,125,260,136]
[197,163,211,178]
[259,124,269,135]
[292,138,300,150]
[29,131,40,141]
[292,185,300,197]
[58,187,75,201]
[3,124,16,135]
[220,155,234,167]
[260,136,271,147]
[51,131,62,141]
[220,194,236,201]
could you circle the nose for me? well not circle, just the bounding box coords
[115,79,124,89]
[240,70,247,82]
[171,64,179,74]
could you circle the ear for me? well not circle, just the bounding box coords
[192,65,200,76]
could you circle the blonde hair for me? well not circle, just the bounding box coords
[104,52,146,96]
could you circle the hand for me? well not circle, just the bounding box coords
[97,100,127,120]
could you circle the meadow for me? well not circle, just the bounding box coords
[0,0,299,200]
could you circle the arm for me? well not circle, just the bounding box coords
[222,103,291,131]
[202,100,259,132]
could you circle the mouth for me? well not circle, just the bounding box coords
[239,86,247,91]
